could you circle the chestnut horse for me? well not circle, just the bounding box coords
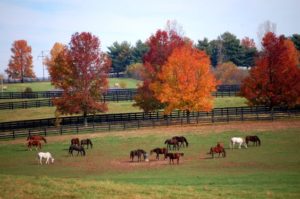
[245,136,261,146]
[209,143,226,158]
[28,140,42,151]
[172,136,189,148]
[150,147,168,160]
[27,135,47,143]
[81,139,93,149]
[71,138,80,146]
[130,149,148,162]
[165,152,184,164]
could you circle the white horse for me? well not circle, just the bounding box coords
[37,152,54,165]
[230,137,247,149]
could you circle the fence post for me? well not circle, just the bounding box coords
[137,120,140,129]
[44,128,47,136]
[241,108,244,121]
[76,125,79,134]
[60,127,63,135]
[123,121,126,130]
[227,108,229,122]
[108,122,111,131]
[211,110,214,123]
[12,130,15,139]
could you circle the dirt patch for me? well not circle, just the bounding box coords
[2,120,300,145]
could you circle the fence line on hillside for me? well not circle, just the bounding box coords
[0,105,299,140]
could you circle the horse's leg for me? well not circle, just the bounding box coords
[40,157,42,165]
[156,153,159,160]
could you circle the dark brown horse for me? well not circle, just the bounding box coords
[130,149,148,162]
[172,136,189,148]
[27,135,47,143]
[69,145,86,156]
[165,152,184,164]
[209,143,226,158]
[71,138,80,146]
[150,147,168,160]
[245,136,261,146]
[27,140,42,150]
[164,139,179,150]
[81,139,93,149]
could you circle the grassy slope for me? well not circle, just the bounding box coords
[0,97,247,122]
[2,78,141,92]
[0,124,299,198]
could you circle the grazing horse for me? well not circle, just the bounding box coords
[28,140,42,150]
[209,143,226,158]
[130,149,148,162]
[230,137,247,149]
[172,136,189,148]
[150,147,168,160]
[27,135,47,143]
[71,138,80,146]
[245,136,261,146]
[165,153,184,164]
[37,152,54,165]
[164,139,179,150]
[81,139,93,149]
[69,145,86,156]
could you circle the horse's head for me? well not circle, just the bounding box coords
[164,139,169,144]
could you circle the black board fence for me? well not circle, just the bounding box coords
[0,106,299,140]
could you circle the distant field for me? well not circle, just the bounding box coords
[0,120,299,199]
[0,97,247,122]
[2,78,141,92]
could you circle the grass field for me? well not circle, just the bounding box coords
[0,120,299,198]
[0,97,247,122]
[2,78,141,92]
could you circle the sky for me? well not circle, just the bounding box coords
[0,0,299,78]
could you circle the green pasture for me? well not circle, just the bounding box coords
[0,125,299,198]
[0,97,247,122]
[1,78,141,92]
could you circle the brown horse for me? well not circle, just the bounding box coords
[27,135,47,143]
[150,147,168,160]
[71,138,80,146]
[172,136,189,148]
[130,149,148,162]
[81,139,93,149]
[164,139,179,150]
[209,143,226,158]
[245,136,261,146]
[165,152,184,164]
[27,140,42,151]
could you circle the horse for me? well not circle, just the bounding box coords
[230,137,247,149]
[81,139,93,149]
[27,140,42,151]
[37,152,54,165]
[164,139,179,150]
[165,153,184,164]
[71,138,80,146]
[69,145,86,156]
[130,149,148,162]
[172,136,189,148]
[27,135,47,143]
[209,143,226,158]
[150,147,168,160]
[245,136,261,146]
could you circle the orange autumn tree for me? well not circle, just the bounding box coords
[6,40,35,82]
[151,44,217,122]
[241,32,300,108]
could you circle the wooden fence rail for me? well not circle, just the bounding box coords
[0,106,299,139]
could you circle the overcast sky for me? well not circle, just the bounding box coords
[0,0,299,78]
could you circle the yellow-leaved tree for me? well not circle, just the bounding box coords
[151,44,217,122]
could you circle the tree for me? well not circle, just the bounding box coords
[150,44,217,122]
[125,63,145,80]
[133,28,185,112]
[241,32,300,108]
[219,32,243,66]
[47,32,111,126]
[132,40,149,63]
[6,40,35,82]
[214,62,248,85]
[45,42,65,74]
[107,41,133,76]
[240,37,258,67]
[257,20,277,47]
[290,34,300,51]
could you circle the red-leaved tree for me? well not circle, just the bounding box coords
[47,32,111,125]
[241,32,300,108]
[6,40,35,82]
[134,28,185,112]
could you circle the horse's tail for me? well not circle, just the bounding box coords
[257,137,261,146]
[223,148,226,157]
[89,140,93,148]
[184,138,189,147]
[82,148,86,156]
[245,137,249,145]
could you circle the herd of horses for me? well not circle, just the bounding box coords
[26,134,261,165]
